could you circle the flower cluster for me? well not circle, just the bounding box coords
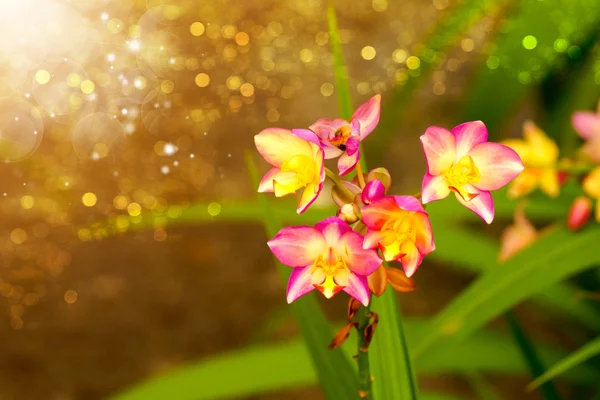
[255,95,524,306]
[499,100,600,261]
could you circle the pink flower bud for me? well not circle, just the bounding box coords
[366,167,391,191]
[362,179,386,204]
[567,196,593,232]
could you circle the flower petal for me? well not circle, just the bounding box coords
[452,120,488,158]
[315,216,352,245]
[539,168,560,198]
[254,128,312,167]
[273,172,302,197]
[522,121,559,165]
[398,243,423,277]
[363,229,387,250]
[582,138,600,163]
[468,142,524,191]
[368,264,388,296]
[454,186,494,224]
[361,197,399,230]
[420,126,456,175]
[340,231,382,276]
[413,212,435,255]
[338,148,360,176]
[572,111,600,140]
[286,265,317,303]
[345,135,360,156]
[297,182,321,214]
[421,173,450,204]
[291,128,321,147]
[339,272,370,306]
[386,268,417,292]
[257,167,280,193]
[268,226,326,267]
[507,170,538,199]
[393,195,426,213]
[352,94,381,139]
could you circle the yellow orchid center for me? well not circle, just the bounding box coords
[444,155,481,200]
[273,154,318,196]
[312,254,347,298]
[329,124,352,149]
[378,212,418,260]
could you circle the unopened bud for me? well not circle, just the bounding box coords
[367,264,387,296]
[366,168,391,191]
[362,179,385,204]
[567,196,593,231]
[331,181,361,207]
[386,268,417,293]
[338,203,359,223]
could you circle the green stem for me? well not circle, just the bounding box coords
[356,302,372,399]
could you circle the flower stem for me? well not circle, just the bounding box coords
[356,301,372,399]
[355,162,367,189]
[325,167,356,199]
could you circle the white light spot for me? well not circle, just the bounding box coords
[160,165,170,174]
[100,12,109,21]
[107,53,116,63]
[163,142,178,156]
[128,40,141,52]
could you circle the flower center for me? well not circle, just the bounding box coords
[444,155,481,200]
[280,154,316,187]
[312,254,347,299]
[382,215,416,245]
[329,124,353,149]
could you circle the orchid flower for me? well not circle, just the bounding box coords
[498,204,537,262]
[503,121,560,199]
[310,94,381,176]
[268,217,382,306]
[255,128,325,214]
[420,121,524,224]
[572,101,600,163]
[583,167,600,222]
[362,196,434,277]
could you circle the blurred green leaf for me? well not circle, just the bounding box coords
[246,152,360,400]
[413,225,600,363]
[463,0,600,140]
[366,0,507,159]
[109,319,599,400]
[528,335,600,390]
[465,372,502,400]
[370,289,419,400]
[505,311,561,400]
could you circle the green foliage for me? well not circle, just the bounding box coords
[413,226,600,363]
[529,335,600,390]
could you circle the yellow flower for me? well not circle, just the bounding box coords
[503,121,560,199]
[583,167,600,222]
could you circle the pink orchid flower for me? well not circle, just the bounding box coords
[572,101,600,162]
[310,94,381,176]
[362,196,435,278]
[255,128,325,214]
[268,217,382,306]
[420,121,524,224]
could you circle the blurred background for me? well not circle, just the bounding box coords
[1,0,600,399]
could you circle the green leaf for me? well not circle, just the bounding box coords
[109,319,599,400]
[464,372,502,400]
[413,225,600,363]
[370,289,419,400]
[366,0,506,159]
[463,0,600,140]
[505,311,561,400]
[246,152,360,400]
[528,335,600,390]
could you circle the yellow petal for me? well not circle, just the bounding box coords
[523,120,559,166]
[507,170,538,199]
[502,139,530,162]
[583,167,600,199]
[539,168,560,198]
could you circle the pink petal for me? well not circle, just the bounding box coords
[345,135,360,156]
[572,111,600,140]
[309,118,346,140]
[338,149,360,176]
[452,121,488,159]
[340,231,382,276]
[468,142,524,191]
[352,94,381,139]
[341,273,370,306]
[257,167,280,193]
[362,179,386,204]
[291,128,321,147]
[315,216,352,243]
[363,229,386,250]
[254,128,312,167]
[583,138,600,163]
[420,126,456,175]
[297,182,321,214]
[413,212,435,255]
[399,243,424,278]
[421,173,451,204]
[393,195,426,213]
[286,265,317,303]
[361,197,399,230]
[267,226,326,267]
[454,186,494,224]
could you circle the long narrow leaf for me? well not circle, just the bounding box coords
[246,152,360,400]
[413,225,600,363]
[528,336,600,390]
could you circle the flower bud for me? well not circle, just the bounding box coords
[386,268,417,293]
[567,196,593,232]
[367,264,387,296]
[331,181,361,207]
[366,167,391,191]
[337,203,359,224]
[362,179,385,204]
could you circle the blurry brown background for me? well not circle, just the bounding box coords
[0,0,533,399]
